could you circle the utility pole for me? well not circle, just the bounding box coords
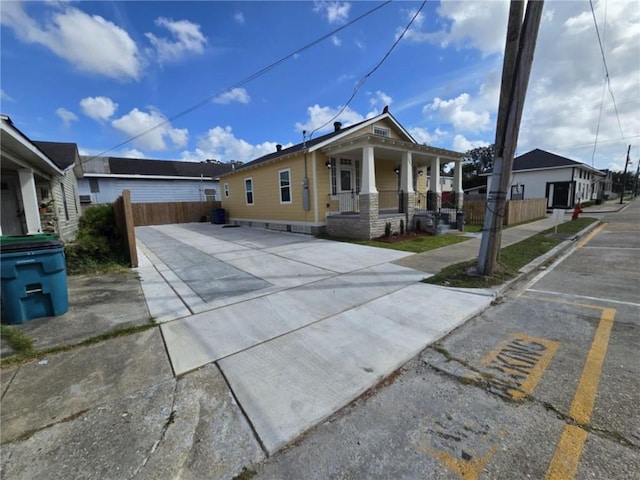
[620,144,631,205]
[477,0,545,276]
[634,155,639,197]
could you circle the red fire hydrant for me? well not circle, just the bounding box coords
[572,204,583,221]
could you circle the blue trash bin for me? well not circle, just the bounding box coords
[1,234,69,324]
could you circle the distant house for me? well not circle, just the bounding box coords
[219,110,465,239]
[482,149,606,209]
[1,115,81,241]
[75,156,234,206]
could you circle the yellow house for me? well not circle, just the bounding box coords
[220,109,465,239]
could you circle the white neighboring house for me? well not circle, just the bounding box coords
[426,173,454,192]
[482,149,606,209]
[75,156,234,206]
[0,115,81,241]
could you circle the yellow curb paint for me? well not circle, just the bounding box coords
[545,307,616,480]
[576,223,606,248]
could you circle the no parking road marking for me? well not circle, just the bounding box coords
[482,333,559,401]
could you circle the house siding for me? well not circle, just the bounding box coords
[50,170,81,241]
[223,154,316,225]
[77,178,221,205]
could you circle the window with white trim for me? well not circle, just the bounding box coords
[244,178,254,205]
[279,169,291,203]
[224,183,229,198]
[373,126,390,137]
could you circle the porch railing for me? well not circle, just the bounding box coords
[327,192,360,214]
[327,190,405,214]
[378,190,403,214]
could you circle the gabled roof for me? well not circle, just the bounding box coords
[33,141,78,170]
[225,111,416,176]
[79,156,234,179]
[485,149,604,176]
[0,115,64,176]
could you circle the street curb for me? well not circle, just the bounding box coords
[493,219,603,298]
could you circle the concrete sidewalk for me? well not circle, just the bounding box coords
[0,211,605,479]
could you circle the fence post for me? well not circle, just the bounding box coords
[121,190,138,267]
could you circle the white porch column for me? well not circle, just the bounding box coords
[454,159,464,209]
[17,168,41,234]
[431,157,441,194]
[361,145,377,194]
[400,151,414,193]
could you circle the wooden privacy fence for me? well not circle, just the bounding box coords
[131,200,222,226]
[463,198,547,226]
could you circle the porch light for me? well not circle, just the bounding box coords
[418,170,424,176]
[325,161,332,169]
[394,167,400,174]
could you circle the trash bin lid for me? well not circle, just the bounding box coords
[0,234,63,253]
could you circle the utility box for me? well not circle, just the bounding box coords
[0,234,69,325]
[211,208,226,225]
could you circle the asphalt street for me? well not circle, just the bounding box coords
[252,200,640,480]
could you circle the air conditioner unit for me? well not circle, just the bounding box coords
[79,195,92,204]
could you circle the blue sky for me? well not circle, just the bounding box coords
[1,1,638,171]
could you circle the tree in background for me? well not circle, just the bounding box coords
[462,144,495,190]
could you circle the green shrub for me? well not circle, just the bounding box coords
[66,205,127,274]
[400,219,405,235]
[384,222,391,238]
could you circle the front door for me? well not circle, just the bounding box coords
[1,176,25,235]
[338,159,358,212]
[547,181,571,208]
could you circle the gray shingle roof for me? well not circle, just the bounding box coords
[32,141,78,170]
[512,149,582,170]
[106,157,234,178]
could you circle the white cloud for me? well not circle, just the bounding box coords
[517,0,640,166]
[212,88,251,105]
[80,96,118,121]
[401,1,509,57]
[234,12,245,24]
[120,148,146,159]
[145,17,207,63]
[111,107,188,151]
[452,134,489,153]
[427,93,491,133]
[55,107,78,126]
[331,35,342,47]
[1,2,142,80]
[1,89,14,102]
[294,104,365,134]
[181,126,291,163]
[409,127,448,146]
[313,1,351,24]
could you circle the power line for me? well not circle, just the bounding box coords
[589,0,626,148]
[591,0,607,167]
[308,0,428,140]
[85,1,392,163]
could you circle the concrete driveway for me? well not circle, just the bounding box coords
[135,223,494,454]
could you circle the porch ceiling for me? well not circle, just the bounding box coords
[320,134,464,166]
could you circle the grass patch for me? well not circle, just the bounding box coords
[1,323,156,368]
[0,325,34,354]
[462,224,483,233]
[325,234,470,254]
[425,217,598,288]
